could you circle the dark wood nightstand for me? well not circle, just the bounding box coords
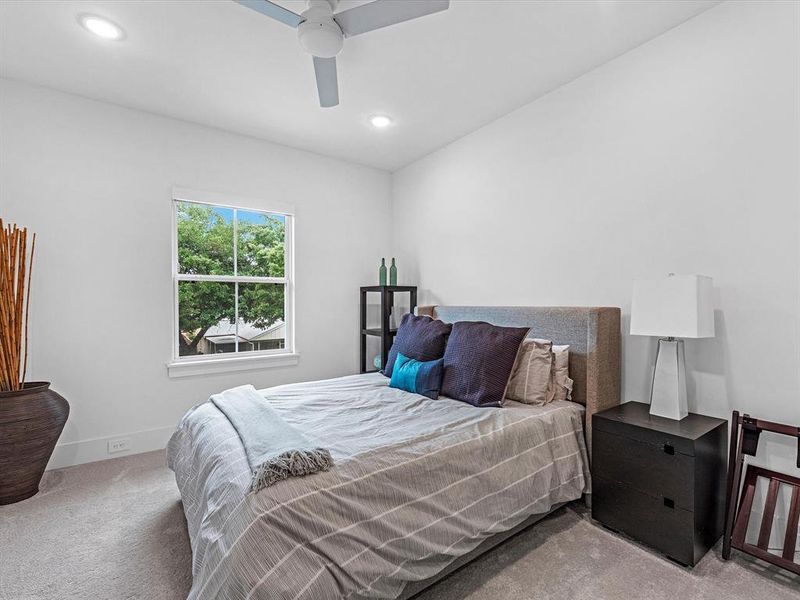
[592,401,728,566]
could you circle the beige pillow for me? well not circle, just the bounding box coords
[505,339,553,405]
[548,345,573,402]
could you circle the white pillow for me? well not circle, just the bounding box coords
[505,339,553,405]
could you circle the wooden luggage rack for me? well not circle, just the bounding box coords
[723,411,800,574]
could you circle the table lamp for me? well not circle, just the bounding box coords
[630,274,715,420]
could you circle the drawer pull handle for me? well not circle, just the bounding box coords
[663,443,675,455]
[664,497,675,509]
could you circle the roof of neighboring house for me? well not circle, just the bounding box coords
[203,318,284,342]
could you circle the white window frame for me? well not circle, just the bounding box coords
[167,187,297,378]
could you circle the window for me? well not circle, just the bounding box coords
[170,189,295,375]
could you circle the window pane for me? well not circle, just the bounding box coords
[237,283,286,353]
[176,202,234,275]
[237,211,285,278]
[178,281,235,356]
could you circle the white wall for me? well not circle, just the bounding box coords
[0,78,391,468]
[392,0,799,539]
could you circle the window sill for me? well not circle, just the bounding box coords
[167,352,299,378]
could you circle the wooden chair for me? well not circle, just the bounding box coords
[723,411,800,574]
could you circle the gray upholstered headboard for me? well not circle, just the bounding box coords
[417,305,621,459]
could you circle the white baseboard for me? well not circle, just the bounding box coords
[46,426,175,470]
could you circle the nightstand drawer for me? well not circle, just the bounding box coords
[593,405,698,456]
[593,429,694,510]
[593,475,695,566]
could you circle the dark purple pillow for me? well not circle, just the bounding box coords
[441,321,530,407]
[383,314,452,378]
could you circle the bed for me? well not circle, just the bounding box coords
[167,305,620,600]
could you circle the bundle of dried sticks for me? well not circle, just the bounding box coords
[0,219,35,392]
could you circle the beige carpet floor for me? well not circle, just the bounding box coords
[1,450,798,600]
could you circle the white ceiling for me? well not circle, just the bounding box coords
[0,0,720,171]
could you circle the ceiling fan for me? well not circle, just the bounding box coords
[235,0,450,108]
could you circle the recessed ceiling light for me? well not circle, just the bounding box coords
[78,14,125,41]
[370,115,393,129]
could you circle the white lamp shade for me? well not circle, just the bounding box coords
[630,275,715,338]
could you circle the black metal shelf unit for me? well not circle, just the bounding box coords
[360,285,417,374]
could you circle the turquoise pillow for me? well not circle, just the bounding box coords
[389,352,444,400]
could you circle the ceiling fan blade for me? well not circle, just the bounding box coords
[334,0,449,37]
[235,0,304,28]
[313,56,339,108]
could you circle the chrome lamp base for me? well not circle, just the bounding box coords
[649,337,688,420]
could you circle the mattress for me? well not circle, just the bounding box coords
[167,372,590,600]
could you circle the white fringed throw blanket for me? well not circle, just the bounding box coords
[209,384,333,493]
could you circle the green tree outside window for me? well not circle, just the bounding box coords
[176,202,286,356]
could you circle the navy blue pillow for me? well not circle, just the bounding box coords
[383,313,452,378]
[441,321,530,407]
[389,353,444,399]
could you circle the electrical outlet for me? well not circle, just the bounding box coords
[107,438,130,454]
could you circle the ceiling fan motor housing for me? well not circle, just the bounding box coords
[298,0,344,58]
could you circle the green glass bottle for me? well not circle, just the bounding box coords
[389,258,397,286]
[379,258,387,285]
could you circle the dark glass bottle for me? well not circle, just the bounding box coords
[389,258,397,286]
[379,258,387,286]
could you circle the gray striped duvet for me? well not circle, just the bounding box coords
[167,373,590,600]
